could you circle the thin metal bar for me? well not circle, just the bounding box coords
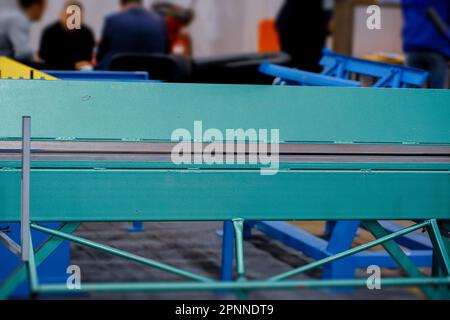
[2,141,449,155]
[36,277,450,294]
[0,231,21,257]
[362,220,437,299]
[268,220,432,282]
[30,223,213,283]
[233,219,245,280]
[21,116,31,262]
[428,219,450,276]
[27,236,38,293]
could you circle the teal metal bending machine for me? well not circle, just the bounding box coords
[0,80,449,299]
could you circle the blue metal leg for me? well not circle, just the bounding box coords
[326,221,360,254]
[323,221,336,237]
[243,221,253,239]
[322,259,355,290]
[128,221,144,233]
[323,221,360,291]
[220,221,234,281]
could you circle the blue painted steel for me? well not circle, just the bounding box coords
[320,49,429,88]
[43,70,152,82]
[128,221,144,233]
[220,221,235,282]
[260,50,429,88]
[259,63,360,87]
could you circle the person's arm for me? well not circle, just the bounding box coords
[8,16,34,62]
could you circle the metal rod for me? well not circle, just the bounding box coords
[428,219,450,276]
[0,231,21,257]
[233,219,245,280]
[30,223,213,283]
[362,220,437,299]
[36,277,450,294]
[21,116,31,262]
[268,220,432,282]
[27,236,39,293]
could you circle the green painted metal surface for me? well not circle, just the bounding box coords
[0,80,450,145]
[0,169,449,221]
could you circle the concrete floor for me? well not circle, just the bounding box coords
[69,222,423,300]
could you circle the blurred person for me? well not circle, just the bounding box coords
[38,1,95,70]
[402,0,449,89]
[97,0,168,70]
[276,0,328,72]
[0,0,47,63]
[152,2,194,56]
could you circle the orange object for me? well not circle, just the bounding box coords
[258,19,281,53]
[166,16,192,56]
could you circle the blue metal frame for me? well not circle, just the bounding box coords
[222,52,433,284]
[43,70,152,82]
[259,63,360,87]
[320,49,429,88]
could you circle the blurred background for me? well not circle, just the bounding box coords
[0,0,448,86]
[0,0,404,58]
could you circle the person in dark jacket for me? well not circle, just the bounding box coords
[276,0,328,72]
[402,0,449,89]
[39,1,95,70]
[97,0,168,70]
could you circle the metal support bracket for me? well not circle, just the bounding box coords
[21,116,31,262]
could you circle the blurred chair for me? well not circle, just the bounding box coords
[109,53,193,82]
[192,52,291,84]
[109,52,291,84]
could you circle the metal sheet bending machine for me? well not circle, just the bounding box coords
[0,80,449,299]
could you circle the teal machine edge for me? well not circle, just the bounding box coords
[0,80,449,299]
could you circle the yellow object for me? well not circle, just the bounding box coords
[360,52,405,65]
[0,57,57,80]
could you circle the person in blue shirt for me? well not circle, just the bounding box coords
[97,0,168,70]
[402,0,449,89]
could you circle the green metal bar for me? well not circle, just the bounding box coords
[26,236,39,293]
[427,220,450,276]
[362,220,438,299]
[36,277,450,294]
[0,222,80,300]
[31,223,213,283]
[268,220,431,282]
[233,219,245,280]
[2,169,450,222]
